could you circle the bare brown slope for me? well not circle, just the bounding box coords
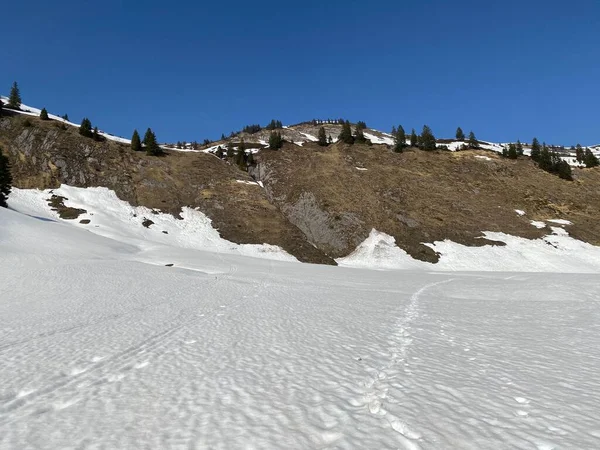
[0,115,334,265]
[255,141,600,262]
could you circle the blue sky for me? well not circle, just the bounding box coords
[2,0,599,144]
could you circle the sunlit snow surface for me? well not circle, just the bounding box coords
[1,193,600,449]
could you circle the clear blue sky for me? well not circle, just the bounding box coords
[2,0,599,145]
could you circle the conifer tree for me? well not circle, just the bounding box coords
[338,121,354,144]
[516,140,524,156]
[391,126,397,136]
[62,114,69,121]
[419,125,436,150]
[468,131,478,148]
[530,138,541,161]
[7,82,22,110]
[507,143,518,159]
[354,125,367,144]
[356,121,367,130]
[394,125,406,153]
[557,160,573,180]
[40,108,49,120]
[221,133,226,140]
[236,139,246,168]
[456,127,465,140]
[0,98,3,117]
[584,149,599,168]
[317,126,328,146]
[143,128,162,156]
[269,131,283,149]
[79,118,93,138]
[539,143,551,171]
[226,142,235,157]
[131,129,142,151]
[410,128,418,147]
[216,146,224,158]
[328,135,333,144]
[575,144,584,163]
[0,146,12,208]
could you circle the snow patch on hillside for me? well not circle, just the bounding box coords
[338,228,600,273]
[8,186,297,263]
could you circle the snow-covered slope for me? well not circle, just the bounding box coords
[2,203,600,449]
[8,186,297,263]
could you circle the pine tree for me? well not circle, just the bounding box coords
[419,125,436,150]
[516,140,524,156]
[391,126,397,136]
[530,138,541,161]
[131,130,142,151]
[502,145,509,158]
[269,131,283,149]
[7,82,21,110]
[337,120,354,144]
[93,126,100,141]
[247,152,255,166]
[221,133,226,140]
[456,127,465,140]
[328,135,333,144]
[410,128,418,147]
[0,146,12,208]
[40,108,49,120]
[468,131,478,148]
[62,114,69,121]
[79,118,93,138]
[394,125,406,153]
[0,98,3,117]
[317,126,328,146]
[584,149,599,168]
[356,121,367,130]
[143,128,162,156]
[507,143,518,159]
[216,146,224,158]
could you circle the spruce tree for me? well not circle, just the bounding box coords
[236,139,246,168]
[356,121,367,130]
[394,125,406,153]
[93,126,100,141]
[530,138,541,161]
[539,143,552,171]
[131,129,142,151]
[507,143,518,159]
[7,82,21,110]
[40,108,49,120]
[516,140,524,156]
[468,131,478,148]
[354,125,367,144]
[269,131,283,149]
[317,126,328,146]
[338,121,354,144]
[226,142,235,157]
[410,128,418,147]
[0,98,3,117]
[456,127,465,140]
[0,146,12,208]
[79,118,93,138]
[62,114,69,121]
[216,146,224,158]
[575,144,584,163]
[419,125,436,150]
[143,128,162,156]
[584,149,599,168]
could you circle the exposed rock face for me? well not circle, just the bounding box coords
[0,115,334,265]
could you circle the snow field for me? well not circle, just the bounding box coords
[2,207,600,449]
